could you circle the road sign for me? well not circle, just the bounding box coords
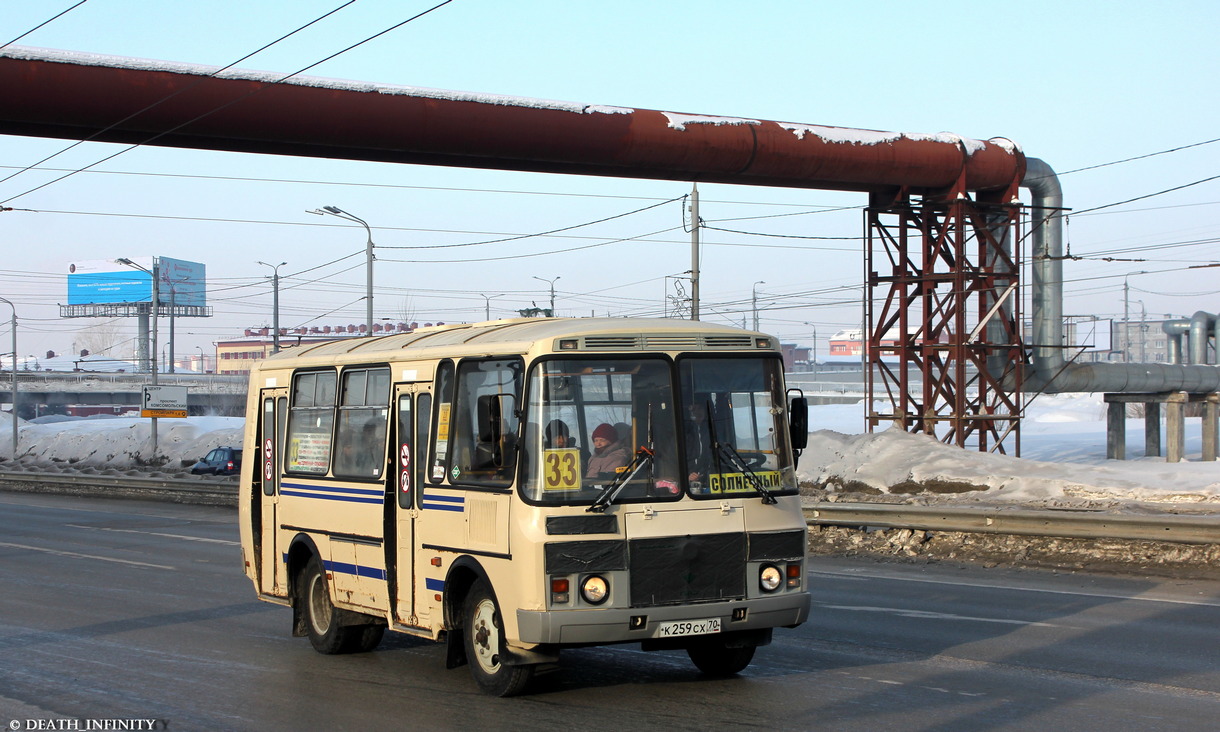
[142,384,188,418]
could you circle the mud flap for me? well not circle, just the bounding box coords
[445,630,468,669]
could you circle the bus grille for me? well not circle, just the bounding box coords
[628,532,746,607]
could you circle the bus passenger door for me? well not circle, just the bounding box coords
[258,388,289,596]
[388,383,430,627]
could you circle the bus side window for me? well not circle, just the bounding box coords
[415,393,432,508]
[333,367,390,480]
[285,370,337,475]
[450,359,521,486]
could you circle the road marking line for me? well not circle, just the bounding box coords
[808,568,1220,608]
[66,524,238,546]
[0,541,174,569]
[813,601,1070,628]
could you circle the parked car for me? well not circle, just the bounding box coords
[191,447,243,476]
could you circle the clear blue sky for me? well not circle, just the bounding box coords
[1,0,1217,364]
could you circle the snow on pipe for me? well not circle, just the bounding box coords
[0,46,1023,194]
[1024,161,1220,392]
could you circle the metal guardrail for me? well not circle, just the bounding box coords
[0,471,238,506]
[804,503,1220,545]
[1,472,1217,544]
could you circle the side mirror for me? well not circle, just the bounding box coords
[787,392,808,451]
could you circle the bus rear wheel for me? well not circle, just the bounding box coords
[298,555,384,654]
[686,638,756,676]
[463,579,534,697]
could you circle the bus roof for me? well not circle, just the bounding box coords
[252,317,773,372]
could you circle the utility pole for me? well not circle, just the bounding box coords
[117,257,159,457]
[258,261,286,353]
[752,281,765,331]
[689,183,700,321]
[0,297,16,459]
[1123,276,1130,363]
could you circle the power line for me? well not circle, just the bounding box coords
[1,0,456,205]
[1,1,90,49]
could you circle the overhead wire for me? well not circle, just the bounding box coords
[1,0,457,205]
[1,1,90,49]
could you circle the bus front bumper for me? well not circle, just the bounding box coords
[516,591,810,646]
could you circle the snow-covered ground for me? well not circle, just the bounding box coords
[2,393,1218,510]
[801,393,1220,511]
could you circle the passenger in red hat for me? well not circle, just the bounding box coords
[585,423,628,479]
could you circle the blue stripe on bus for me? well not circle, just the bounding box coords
[281,481,384,497]
[323,559,387,581]
[425,577,445,591]
[420,502,465,512]
[281,489,383,505]
[420,490,465,512]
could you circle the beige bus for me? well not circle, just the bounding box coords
[238,317,811,696]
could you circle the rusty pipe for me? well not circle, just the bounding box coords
[0,47,1023,195]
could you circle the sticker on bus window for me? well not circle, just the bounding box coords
[542,448,581,491]
[434,402,451,463]
[288,433,330,473]
[707,470,783,495]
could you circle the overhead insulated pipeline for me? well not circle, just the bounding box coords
[0,47,1022,195]
[1024,159,1220,393]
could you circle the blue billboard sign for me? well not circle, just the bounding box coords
[67,257,207,307]
[67,258,153,305]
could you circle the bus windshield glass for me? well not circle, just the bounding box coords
[521,358,682,505]
[678,357,798,500]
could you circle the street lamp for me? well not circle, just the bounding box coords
[196,345,206,373]
[116,257,159,457]
[533,276,559,316]
[803,321,818,378]
[309,206,374,335]
[0,297,16,459]
[258,261,287,353]
[1123,271,1148,363]
[752,281,765,332]
[481,293,503,321]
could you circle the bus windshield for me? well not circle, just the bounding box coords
[521,357,682,505]
[679,357,798,500]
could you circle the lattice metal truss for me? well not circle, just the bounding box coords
[865,190,1025,454]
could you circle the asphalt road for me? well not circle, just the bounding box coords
[1,492,1218,731]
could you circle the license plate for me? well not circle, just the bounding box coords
[655,617,721,638]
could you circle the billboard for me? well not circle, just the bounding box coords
[67,258,153,305]
[67,257,207,307]
[158,257,207,307]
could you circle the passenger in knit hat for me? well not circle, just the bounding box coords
[586,423,629,479]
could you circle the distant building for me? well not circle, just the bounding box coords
[214,321,442,375]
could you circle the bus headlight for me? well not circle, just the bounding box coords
[759,564,783,593]
[580,575,609,605]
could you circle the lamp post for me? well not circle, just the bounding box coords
[804,321,818,378]
[116,257,159,457]
[0,297,16,459]
[752,281,765,331]
[196,345,205,373]
[309,206,373,335]
[533,276,559,316]
[1123,271,1148,363]
[481,293,502,321]
[258,261,287,353]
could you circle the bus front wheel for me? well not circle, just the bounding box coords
[686,638,756,676]
[463,579,534,696]
[298,555,384,654]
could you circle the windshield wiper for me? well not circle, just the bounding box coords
[707,404,777,505]
[586,445,653,513]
